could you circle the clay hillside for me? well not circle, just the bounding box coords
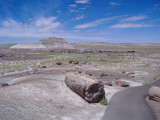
[10,37,74,50]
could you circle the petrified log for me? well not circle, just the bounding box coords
[101,73,109,77]
[56,62,62,65]
[0,83,9,88]
[149,96,160,103]
[115,80,129,87]
[42,66,47,68]
[149,86,160,98]
[73,60,79,65]
[65,72,105,103]
[105,81,112,86]
[69,60,73,64]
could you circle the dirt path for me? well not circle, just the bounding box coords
[102,79,160,120]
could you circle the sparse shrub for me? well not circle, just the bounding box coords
[100,97,107,105]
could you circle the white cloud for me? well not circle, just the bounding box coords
[35,17,60,30]
[69,4,77,7]
[0,17,60,38]
[121,15,147,22]
[110,23,153,28]
[70,9,78,12]
[75,16,120,29]
[0,17,110,42]
[109,2,120,6]
[79,7,86,10]
[75,0,90,4]
[154,4,160,7]
[72,15,85,21]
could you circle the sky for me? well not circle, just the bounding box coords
[0,0,160,44]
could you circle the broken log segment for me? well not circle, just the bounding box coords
[65,72,105,103]
[149,86,160,98]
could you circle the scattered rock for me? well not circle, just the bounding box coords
[0,83,9,88]
[128,72,135,75]
[81,61,87,64]
[122,71,125,73]
[105,81,112,86]
[69,60,73,64]
[29,71,37,75]
[73,60,79,65]
[56,62,62,65]
[86,72,92,76]
[42,66,47,68]
[101,73,109,77]
[115,80,129,87]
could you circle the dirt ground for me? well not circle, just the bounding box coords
[0,43,160,120]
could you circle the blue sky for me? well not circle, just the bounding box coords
[0,0,160,43]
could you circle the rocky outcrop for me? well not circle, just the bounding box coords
[10,43,46,50]
[10,37,74,50]
[39,37,74,49]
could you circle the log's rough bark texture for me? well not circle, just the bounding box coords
[149,86,160,98]
[65,72,105,103]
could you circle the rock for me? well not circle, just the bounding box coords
[86,73,92,76]
[69,60,73,64]
[105,81,112,86]
[0,54,3,57]
[81,61,87,64]
[56,62,62,65]
[0,83,9,88]
[78,71,82,73]
[65,72,105,103]
[149,96,160,103]
[73,60,79,65]
[115,80,129,87]
[10,37,75,50]
[149,86,160,98]
[122,71,125,73]
[42,66,47,68]
[128,72,135,75]
[101,73,109,77]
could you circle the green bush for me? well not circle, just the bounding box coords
[100,97,107,105]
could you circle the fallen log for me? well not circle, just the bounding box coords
[149,96,160,103]
[115,80,129,87]
[65,72,105,103]
[149,86,160,98]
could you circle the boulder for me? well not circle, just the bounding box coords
[149,86,160,98]
[0,83,9,88]
[115,80,129,87]
[69,60,73,64]
[65,72,105,103]
[42,66,47,68]
[73,60,79,65]
[105,81,112,86]
[56,62,62,65]
[86,72,92,76]
[101,73,109,77]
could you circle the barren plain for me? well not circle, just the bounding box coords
[0,43,160,120]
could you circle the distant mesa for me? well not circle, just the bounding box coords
[10,37,74,50]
